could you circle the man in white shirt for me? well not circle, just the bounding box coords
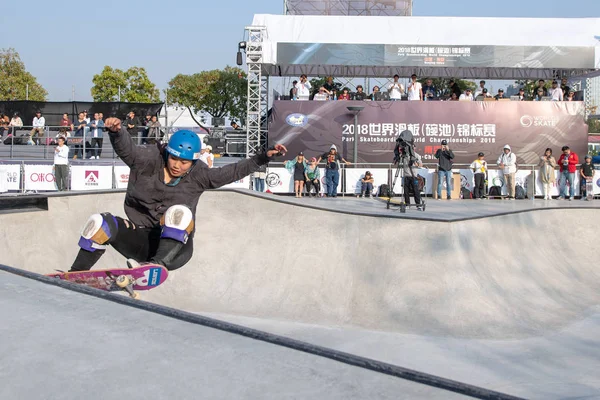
[295,75,312,100]
[549,81,564,101]
[53,136,70,191]
[459,89,474,101]
[30,111,45,145]
[388,74,404,100]
[473,80,487,98]
[406,74,422,101]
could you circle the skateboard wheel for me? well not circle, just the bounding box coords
[131,292,140,300]
[116,275,131,288]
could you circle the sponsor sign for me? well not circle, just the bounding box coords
[70,165,113,191]
[24,164,56,191]
[114,165,130,189]
[0,164,21,192]
[221,175,250,189]
[268,101,588,166]
[344,168,388,195]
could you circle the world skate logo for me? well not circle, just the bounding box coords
[286,113,308,127]
[85,170,99,186]
[266,172,281,188]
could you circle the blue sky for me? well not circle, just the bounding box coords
[2,0,600,101]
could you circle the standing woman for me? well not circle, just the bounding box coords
[539,147,557,200]
[285,152,308,198]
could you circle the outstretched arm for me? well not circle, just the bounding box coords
[104,117,138,168]
[197,144,287,190]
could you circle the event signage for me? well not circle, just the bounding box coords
[277,43,596,69]
[268,101,588,165]
[70,165,113,191]
[114,165,130,189]
[0,164,21,192]
[24,164,56,191]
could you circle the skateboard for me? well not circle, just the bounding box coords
[46,264,169,299]
[587,179,594,201]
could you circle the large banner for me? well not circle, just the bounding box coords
[268,101,588,165]
[71,165,113,191]
[0,164,21,192]
[277,43,595,69]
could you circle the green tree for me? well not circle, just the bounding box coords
[91,66,160,102]
[418,78,477,98]
[166,66,247,126]
[0,48,48,101]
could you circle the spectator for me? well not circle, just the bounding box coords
[53,136,69,191]
[30,111,45,145]
[295,75,311,100]
[459,89,473,101]
[549,80,564,101]
[516,88,527,101]
[338,88,351,100]
[231,121,242,130]
[88,113,104,159]
[448,80,462,98]
[557,145,579,201]
[323,77,336,94]
[313,87,329,101]
[285,152,308,198]
[317,144,350,198]
[407,74,422,101]
[199,145,214,168]
[497,144,518,200]
[359,171,375,198]
[480,88,493,99]
[289,80,298,100]
[146,115,162,144]
[82,110,90,123]
[533,88,546,101]
[8,112,23,136]
[470,152,488,199]
[73,112,88,159]
[397,146,423,208]
[354,85,368,100]
[566,90,576,101]
[580,155,594,201]
[474,80,487,98]
[449,92,459,101]
[494,89,506,100]
[0,114,9,139]
[561,78,570,97]
[370,86,381,100]
[388,74,404,101]
[253,164,267,192]
[422,79,436,101]
[535,80,548,97]
[143,114,152,144]
[435,139,454,200]
[304,157,321,198]
[125,111,140,139]
[539,148,557,200]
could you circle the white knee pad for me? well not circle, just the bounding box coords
[160,205,194,244]
[78,213,117,252]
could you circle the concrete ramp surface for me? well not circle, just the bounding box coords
[1,190,600,399]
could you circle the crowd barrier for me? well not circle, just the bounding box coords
[0,161,597,198]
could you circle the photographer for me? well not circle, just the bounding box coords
[394,131,423,208]
[435,139,455,200]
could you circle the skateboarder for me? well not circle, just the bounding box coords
[580,155,594,201]
[69,117,287,272]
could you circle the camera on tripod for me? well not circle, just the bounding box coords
[393,130,417,165]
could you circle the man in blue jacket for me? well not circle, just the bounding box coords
[69,117,287,272]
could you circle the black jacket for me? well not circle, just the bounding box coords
[434,148,455,171]
[109,127,270,229]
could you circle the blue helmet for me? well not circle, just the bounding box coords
[165,130,201,161]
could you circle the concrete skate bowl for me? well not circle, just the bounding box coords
[0,190,599,340]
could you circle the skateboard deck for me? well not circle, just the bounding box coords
[46,264,169,299]
[586,179,594,200]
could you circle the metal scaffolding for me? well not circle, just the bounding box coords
[284,0,412,16]
[244,26,269,158]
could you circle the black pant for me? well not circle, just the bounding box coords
[54,164,69,191]
[403,176,421,205]
[70,215,194,272]
[305,179,321,194]
[474,173,486,198]
[91,137,103,157]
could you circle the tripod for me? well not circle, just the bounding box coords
[386,152,426,213]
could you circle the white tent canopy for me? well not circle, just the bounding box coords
[250,14,600,79]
